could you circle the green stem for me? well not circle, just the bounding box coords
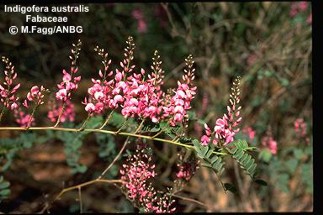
[135,119,145,134]
[99,110,114,129]
[77,114,91,131]
[116,118,128,134]
[152,128,164,138]
[0,126,226,156]
[97,136,130,180]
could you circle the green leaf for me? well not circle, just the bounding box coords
[178,136,192,143]
[276,173,289,193]
[109,112,126,128]
[280,78,289,87]
[77,165,87,173]
[0,181,10,189]
[301,163,313,194]
[197,119,207,125]
[187,110,197,120]
[285,159,298,174]
[233,140,249,151]
[263,70,273,77]
[259,149,272,163]
[85,116,103,128]
[193,140,225,176]
[232,147,257,178]
[293,148,304,160]
[0,176,11,202]
[95,133,116,159]
[194,144,208,158]
[0,189,10,196]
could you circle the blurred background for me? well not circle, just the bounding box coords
[0,2,312,213]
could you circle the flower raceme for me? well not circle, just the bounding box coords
[201,76,242,146]
[1,38,196,129]
[120,143,175,213]
[83,37,196,127]
[23,85,47,108]
[48,99,75,123]
[261,132,278,155]
[14,85,48,127]
[0,57,48,127]
[294,118,307,138]
[0,57,20,113]
[55,67,81,102]
[294,118,310,144]
[242,126,256,142]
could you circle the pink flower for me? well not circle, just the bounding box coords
[294,118,309,144]
[48,100,75,123]
[25,85,47,107]
[298,2,308,11]
[14,109,34,127]
[132,9,147,33]
[176,161,197,181]
[201,135,210,146]
[30,85,39,94]
[85,103,95,113]
[262,135,277,155]
[137,20,147,33]
[56,89,68,101]
[55,67,81,103]
[243,126,256,142]
[307,13,312,24]
[62,70,71,82]
[247,53,258,66]
[289,7,298,17]
[294,118,307,137]
[10,102,18,110]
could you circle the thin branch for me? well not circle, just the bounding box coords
[99,110,114,129]
[77,114,91,131]
[171,193,207,208]
[97,136,130,180]
[40,179,123,213]
[135,119,145,134]
[0,126,191,150]
[0,126,226,156]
